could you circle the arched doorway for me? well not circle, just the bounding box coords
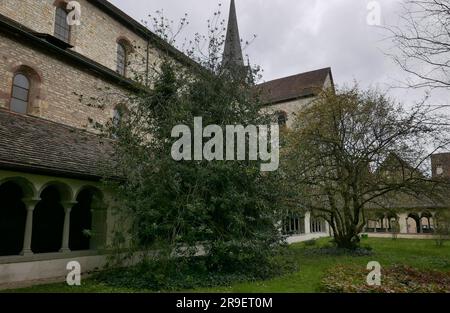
[421,211,433,233]
[407,213,420,234]
[31,186,66,253]
[0,182,27,256]
[69,188,95,251]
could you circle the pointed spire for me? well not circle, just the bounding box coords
[222,0,244,69]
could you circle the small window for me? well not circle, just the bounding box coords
[116,43,127,76]
[54,7,71,43]
[277,111,288,127]
[10,74,30,114]
[436,165,444,176]
[113,108,122,128]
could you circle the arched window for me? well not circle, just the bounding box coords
[113,107,122,128]
[277,111,288,127]
[116,42,127,76]
[10,73,30,114]
[54,6,71,43]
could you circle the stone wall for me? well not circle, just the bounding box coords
[0,0,162,78]
[0,33,127,130]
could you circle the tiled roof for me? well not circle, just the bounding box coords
[365,190,450,211]
[257,68,332,105]
[0,109,116,180]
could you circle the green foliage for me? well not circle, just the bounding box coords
[303,239,317,247]
[391,219,400,240]
[322,264,450,293]
[434,211,450,247]
[8,238,450,293]
[105,54,286,277]
[281,86,449,250]
[94,247,297,291]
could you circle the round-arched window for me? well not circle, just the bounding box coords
[10,73,30,114]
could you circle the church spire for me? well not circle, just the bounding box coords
[222,0,244,69]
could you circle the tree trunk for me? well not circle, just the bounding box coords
[331,222,362,250]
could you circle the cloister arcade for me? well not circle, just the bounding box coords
[365,210,436,234]
[0,171,108,259]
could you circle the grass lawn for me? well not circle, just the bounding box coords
[4,238,450,293]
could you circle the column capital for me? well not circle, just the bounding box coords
[22,198,40,211]
[61,201,77,212]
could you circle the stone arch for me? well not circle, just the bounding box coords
[38,181,73,202]
[421,211,434,233]
[116,36,134,53]
[407,213,420,234]
[386,211,399,232]
[116,37,133,76]
[31,183,70,253]
[69,186,103,251]
[8,64,43,115]
[0,181,28,256]
[0,176,37,199]
[70,186,105,251]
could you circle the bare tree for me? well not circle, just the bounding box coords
[387,0,450,90]
[282,86,450,249]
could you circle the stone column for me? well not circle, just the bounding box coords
[21,198,40,256]
[304,211,311,234]
[398,213,408,234]
[60,201,76,253]
[418,217,423,234]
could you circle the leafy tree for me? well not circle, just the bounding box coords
[103,37,285,277]
[281,86,449,249]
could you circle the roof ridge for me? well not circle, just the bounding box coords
[258,67,331,86]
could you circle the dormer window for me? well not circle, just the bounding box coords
[54,7,71,43]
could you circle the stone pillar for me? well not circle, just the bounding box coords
[60,201,76,253]
[418,217,423,234]
[21,198,40,256]
[398,213,408,234]
[304,211,311,234]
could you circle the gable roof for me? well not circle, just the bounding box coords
[0,109,117,180]
[257,67,333,105]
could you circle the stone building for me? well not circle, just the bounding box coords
[0,0,334,286]
[0,0,194,287]
[363,153,450,239]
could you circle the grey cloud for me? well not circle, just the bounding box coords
[109,0,450,107]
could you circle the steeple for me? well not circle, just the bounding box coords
[222,0,244,69]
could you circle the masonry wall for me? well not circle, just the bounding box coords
[0,0,162,78]
[261,73,333,128]
[262,97,315,128]
[0,33,126,130]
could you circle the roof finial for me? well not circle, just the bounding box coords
[222,0,244,69]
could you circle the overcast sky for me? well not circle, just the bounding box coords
[109,0,450,108]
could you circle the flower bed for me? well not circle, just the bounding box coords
[322,264,450,293]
